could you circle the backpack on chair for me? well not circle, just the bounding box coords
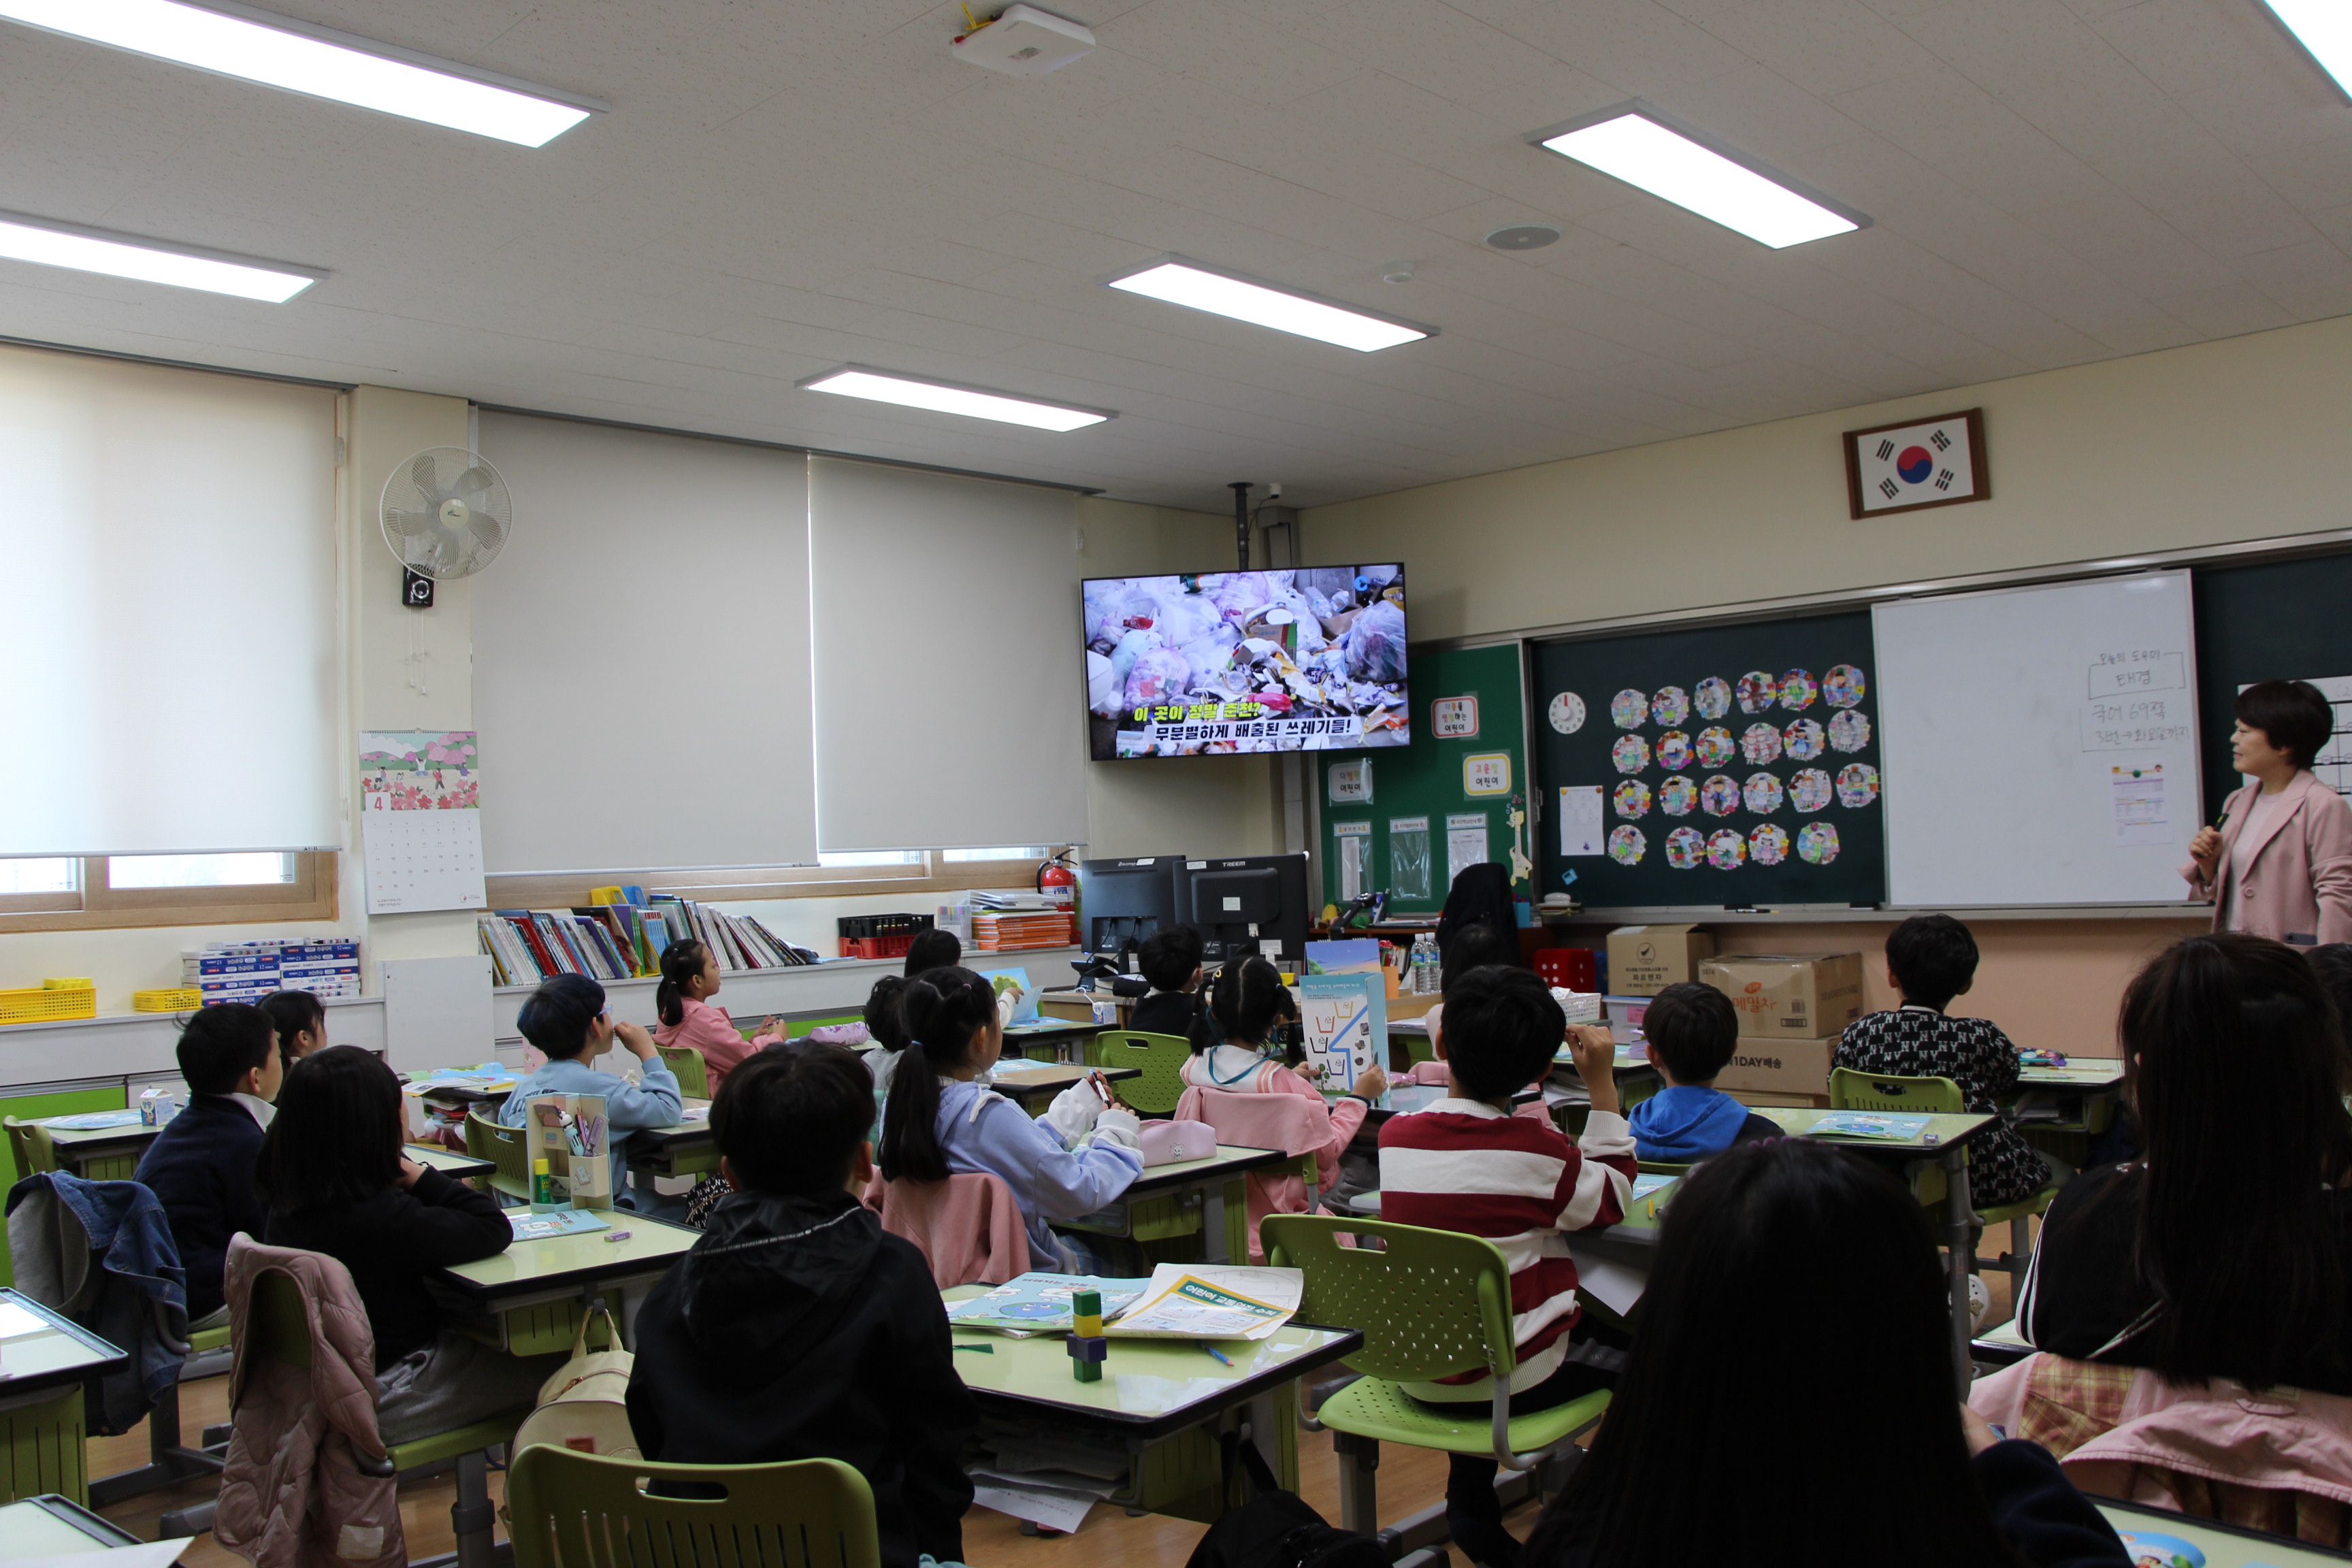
[511,1303,638,1459]
[1185,1430,1385,1568]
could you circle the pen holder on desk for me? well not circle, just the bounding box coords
[523,1092,612,1211]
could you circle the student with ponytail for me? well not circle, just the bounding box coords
[879,966,1144,1272]
[1181,955,1386,1161]
[651,939,782,1094]
[861,974,913,1096]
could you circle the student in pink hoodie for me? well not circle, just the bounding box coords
[651,939,781,1094]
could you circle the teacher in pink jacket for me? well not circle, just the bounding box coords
[2185,679,2352,947]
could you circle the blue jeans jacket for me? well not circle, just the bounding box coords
[5,1171,189,1432]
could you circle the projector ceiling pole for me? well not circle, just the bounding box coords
[1230,480,1252,570]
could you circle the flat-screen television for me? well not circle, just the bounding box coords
[1178,853,1312,970]
[1083,567,1408,760]
[1076,855,1183,962]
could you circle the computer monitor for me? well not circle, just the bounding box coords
[1076,855,1183,964]
[1178,853,1311,970]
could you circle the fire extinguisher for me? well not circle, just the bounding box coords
[1037,850,1079,941]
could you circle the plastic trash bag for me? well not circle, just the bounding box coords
[1344,600,1407,684]
[1088,651,1120,717]
[1123,646,1190,710]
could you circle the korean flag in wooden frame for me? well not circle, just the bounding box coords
[1844,407,1988,519]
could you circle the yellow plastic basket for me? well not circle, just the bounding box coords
[132,987,203,1012]
[42,977,95,990]
[0,986,97,1025]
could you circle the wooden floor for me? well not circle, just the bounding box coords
[91,1269,2027,1567]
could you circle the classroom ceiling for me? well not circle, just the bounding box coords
[2,0,2348,511]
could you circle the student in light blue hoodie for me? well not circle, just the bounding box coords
[1625,982,1778,1165]
[500,973,683,1208]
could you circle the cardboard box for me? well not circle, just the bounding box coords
[1606,925,1716,996]
[1714,1034,1835,1098]
[1700,953,1866,1039]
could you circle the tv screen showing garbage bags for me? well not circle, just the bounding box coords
[1083,566,1409,760]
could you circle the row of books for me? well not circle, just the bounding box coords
[476,899,814,988]
[972,909,1079,951]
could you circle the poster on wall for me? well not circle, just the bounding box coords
[359,730,486,915]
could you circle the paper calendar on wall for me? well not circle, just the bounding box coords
[360,730,488,915]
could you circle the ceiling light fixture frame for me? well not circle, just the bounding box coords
[1100,254,1437,351]
[0,208,325,300]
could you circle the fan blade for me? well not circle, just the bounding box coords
[466,510,507,553]
[385,507,434,538]
[409,453,441,505]
[452,466,495,497]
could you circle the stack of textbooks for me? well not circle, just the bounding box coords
[971,909,1078,951]
[183,938,362,1005]
[477,898,813,988]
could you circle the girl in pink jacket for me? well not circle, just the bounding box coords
[1179,956,1387,1163]
[651,940,781,1094]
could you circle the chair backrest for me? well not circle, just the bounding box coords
[3,1116,57,1180]
[1829,1067,1965,1114]
[1403,1035,1437,1066]
[657,1046,710,1099]
[464,1111,531,1196]
[1262,1214,1517,1386]
[1092,1032,1192,1114]
[861,1171,1026,1288]
[1177,1085,1330,1160]
[507,1446,881,1568]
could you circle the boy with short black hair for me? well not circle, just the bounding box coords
[1379,966,1637,1568]
[133,1003,284,1327]
[1626,981,1780,1163]
[1130,924,1206,1038]
[1834,913,2047,1211]
[627,1045,977,1568]
[497,973,681,1207]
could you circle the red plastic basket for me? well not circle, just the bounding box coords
[840,934,916,960]
[1533,947,1599,993]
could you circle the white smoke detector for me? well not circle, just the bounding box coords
[951,5,1096,77]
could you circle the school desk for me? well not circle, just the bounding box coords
[433,1213,698,1356]
[2008,1056,2126,1171]
[980,1059,1142,1111]
[402,1072,516,1112]
[39,1120,157,1182]
[2098,1497,2352,1567]
[999,1018,1110,1064]
[0,1289,129,1505]
[1970,1315,2031,1369]
[407,1143,497,1183]
[1060,1144,1290,1265]
[622,1100,718,1178]
[943,1281,1362,1524]
[0,1492,144,1553]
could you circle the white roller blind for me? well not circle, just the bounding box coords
[474,414,817,873]
[809,457,1086,852]
[0,347,337,855]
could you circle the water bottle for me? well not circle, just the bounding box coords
[1411,933,1439,995]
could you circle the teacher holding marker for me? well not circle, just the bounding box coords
[2185,679,2352,946]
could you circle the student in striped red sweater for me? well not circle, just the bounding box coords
[1379,966,1638,1568]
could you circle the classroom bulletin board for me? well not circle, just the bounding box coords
[1317,643,1527,914]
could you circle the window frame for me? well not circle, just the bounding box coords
[0,852,339,932]
[483,849,1058,911]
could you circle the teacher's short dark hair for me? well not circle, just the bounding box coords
[2236,680,2335,771]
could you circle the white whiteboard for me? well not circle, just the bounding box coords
[1875,570,2202,906]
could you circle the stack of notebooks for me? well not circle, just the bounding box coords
[972,909,1078,951]
[478,898,813,987]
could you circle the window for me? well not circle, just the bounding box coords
[0,853,337,931]
[940,847,1049,862]
[817,850,924,868]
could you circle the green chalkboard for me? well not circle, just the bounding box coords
[1318,644,1528,914]
[2193,551,2352,812]
[1531,611,1886,909]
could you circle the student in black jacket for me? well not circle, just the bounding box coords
[628,1043,977,1568]
[1128,924,1206,1040]
[134,1004,282,1328]
[1524,1139,2128,1568]
[259,1047,559,1443]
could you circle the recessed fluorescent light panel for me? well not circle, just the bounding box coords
[2258,0,2352,97]
[1529,101,1868,249]
[1105,257,1433,351]
[0,0,603,147]
[0,212,318,301]
[799,368,1112,432]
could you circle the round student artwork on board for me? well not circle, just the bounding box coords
[1829,709,1873,754]
[1824,665,1868,709]
[1695,726,1736,768]
[1665,826,1705,870]
[1741,723,1784,766]
[1750,823,1791,866]
[1656,730,1693,770]
[1700,774,1741,817]
[1610,689,1648,730]
[1614,780,1652,819]
[1612,734,1651,774]
[1694,676,1732,721]
[1650,685,1690,728]
[1744,771,1785,814]
[1784,717,1826,762]
[1780,668,1819,710]
[1609,826,1647,866]
[1797,821,1841,865]
[1707,829,1747,871]
[1736,670,1778,714]
[1549,692,1588,734]
[1659,775,1699,817]
[1837,763,1880,808]
[1791,768,1834,813]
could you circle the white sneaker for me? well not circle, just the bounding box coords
[1967,1273,1989,1333]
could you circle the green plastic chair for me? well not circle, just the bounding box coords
[1633,1158,1691,1176]
[1403,1035,1437,1067]
[3,1117,56,1180]
[657,1045,710,1099]
[242,1269,526,1564]
[1091,1032,1192,1115]
[1263,1214,1610,1542]
[463,1110,532,1204]
[506,1447,880,1568]
[1829,1068,2062,1293]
